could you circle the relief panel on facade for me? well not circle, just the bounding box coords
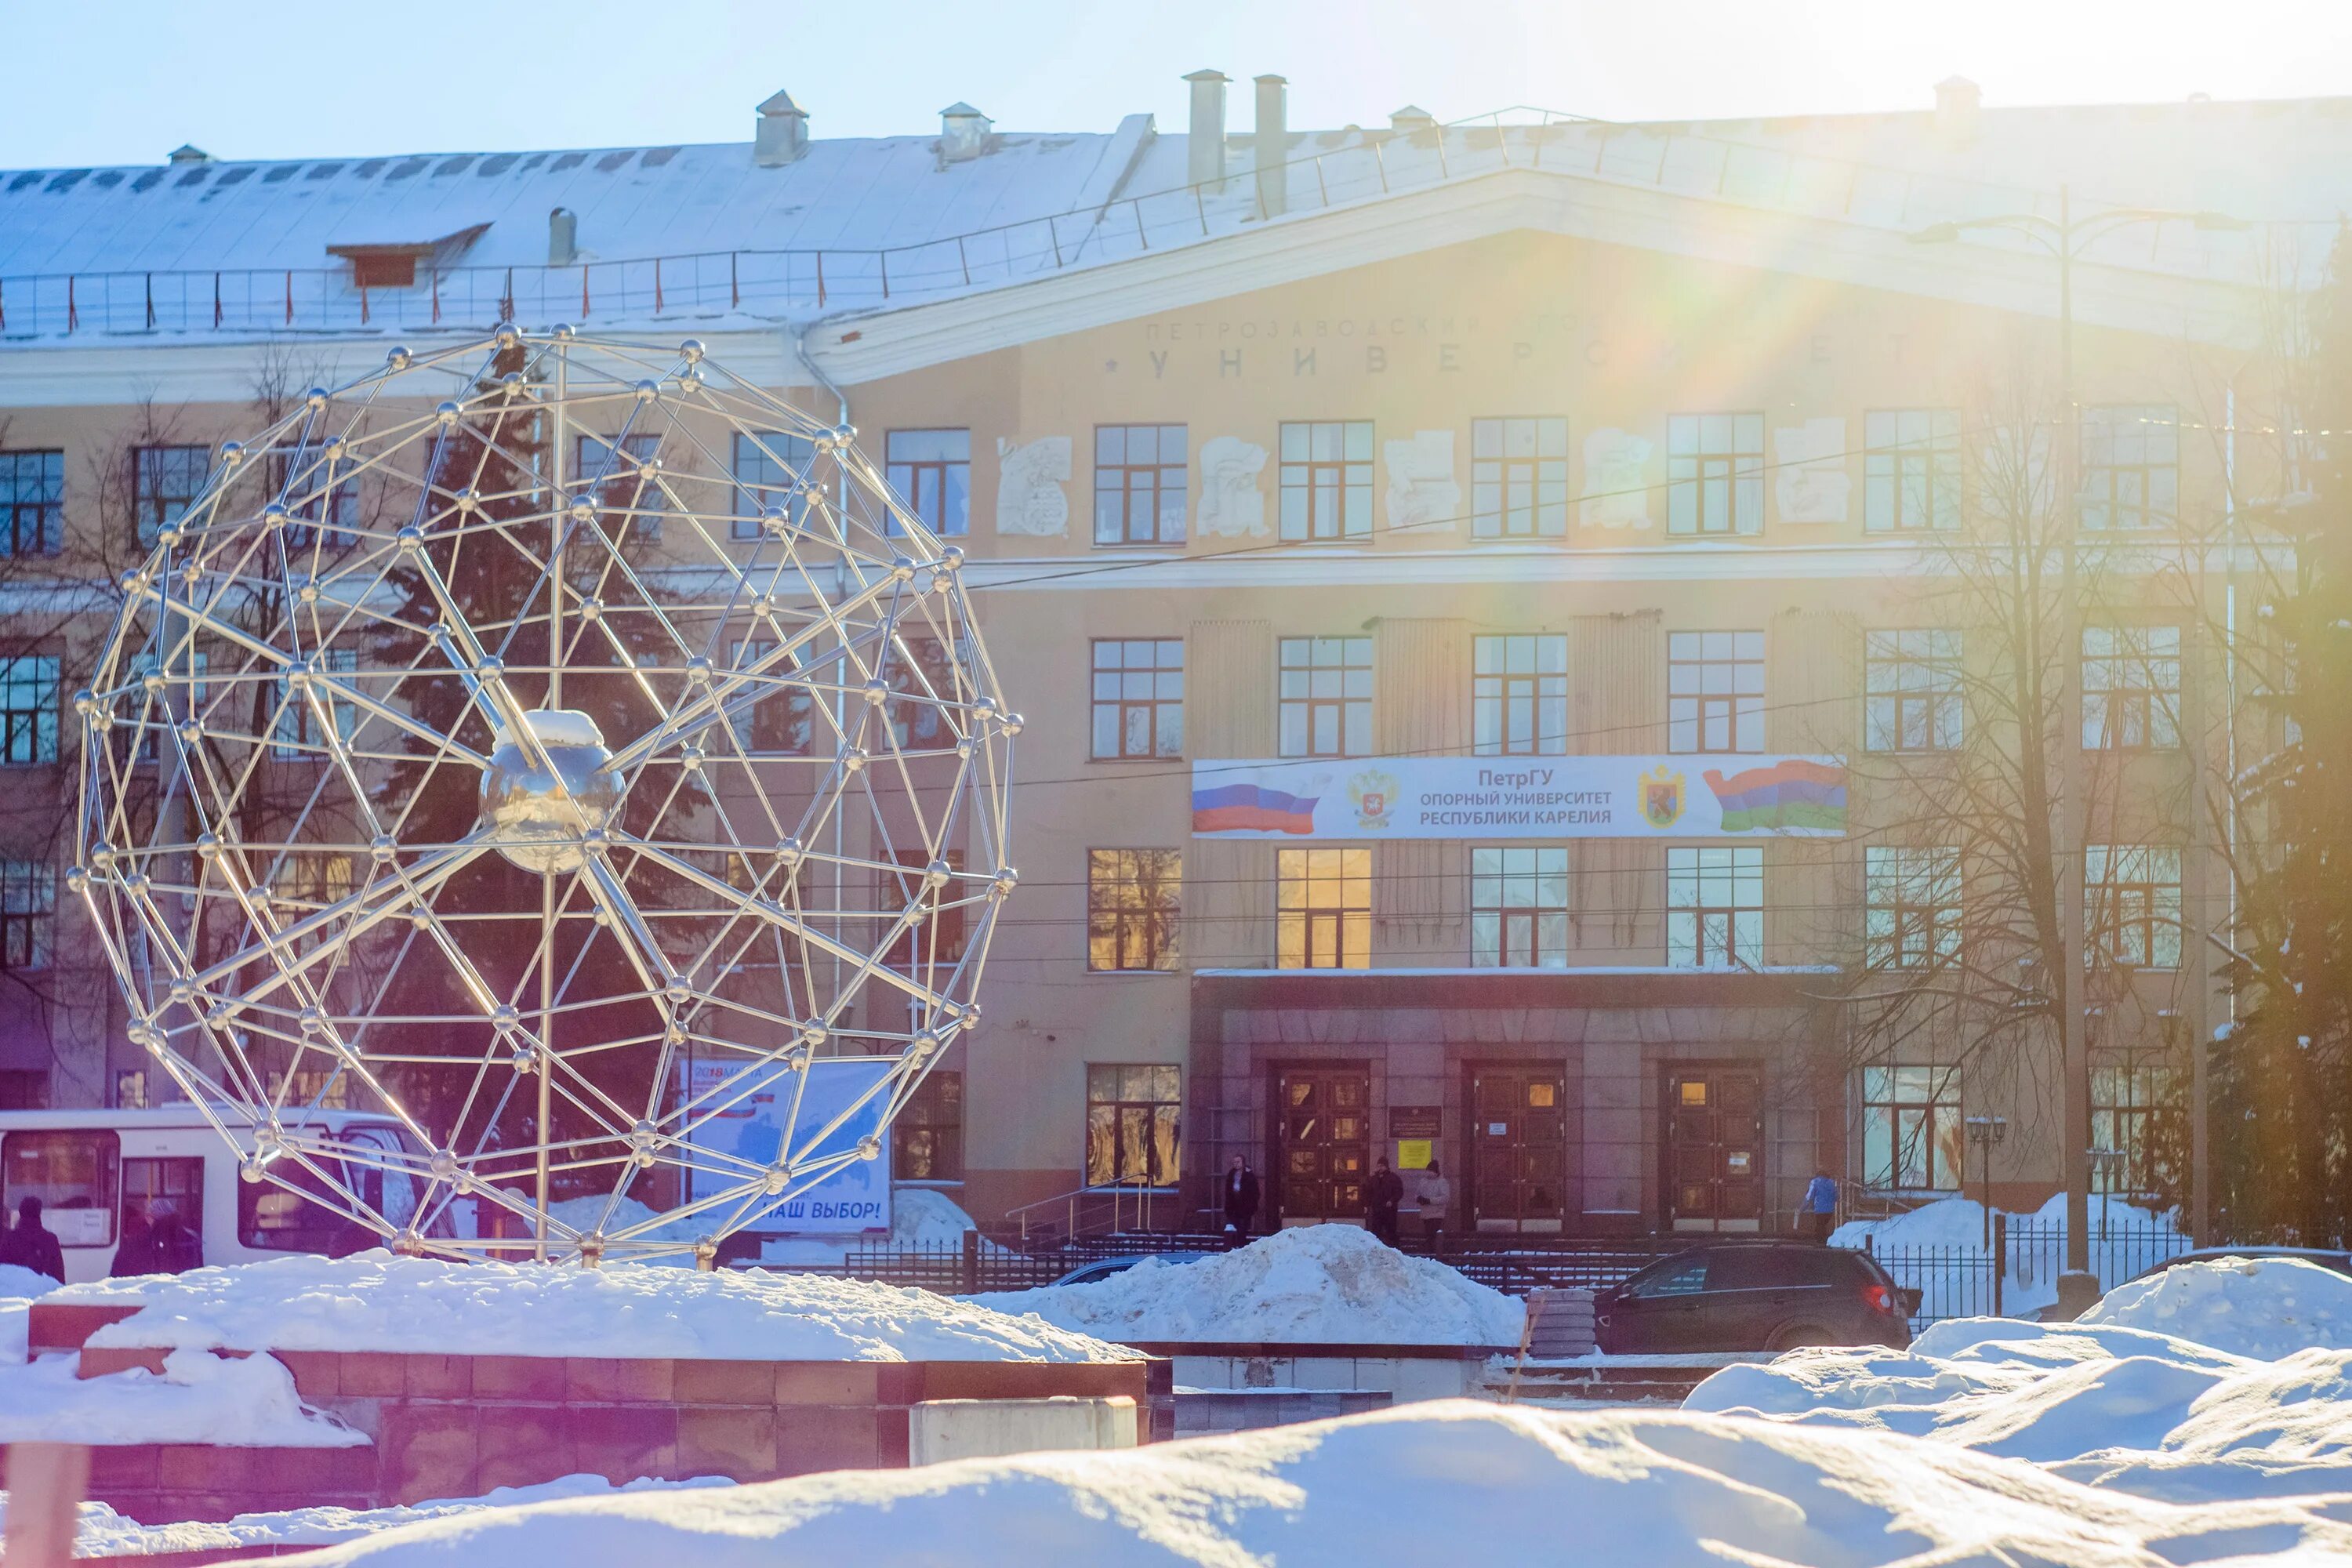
[1580,428,1653,530]
[1773,416,1849,524]
[994,436,1072,536]
[1196,436,1269,537]
[1382,429,1460,533]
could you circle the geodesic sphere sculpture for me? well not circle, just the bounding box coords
[74,327,1016,1263]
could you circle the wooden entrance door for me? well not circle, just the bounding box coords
[1469,1065,1567,1232]
[1664,1066,1763,1231]
[1276,1068,1370,1221]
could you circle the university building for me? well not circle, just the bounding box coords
[0,74,2323,1238]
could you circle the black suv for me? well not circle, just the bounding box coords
[1594,1242,1917,1353]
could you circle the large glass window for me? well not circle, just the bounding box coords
[1859,1065,1962,1192]
[0,655,59,764]
[1,1128,118,1247]
[1278,636,1372,758]
[1866,630,1963,752]
[0,860,54,970]
[731,430,816,539]
[1091,639,1184,760]
[893,1071,964,1183]
[133,445,209,548]
[1864,409,1961,532]
[1278,421,1374,541]
[1085,1063,1181,1187]
[273,646,358,760]
[731,637,815,754]
[1471,417,1568,538]
[2082,626,2181,749]
[2087,845,2182,970]
[884,848,964,970]
[2081,405,2178,532]
[575,431,663,539]
[1668,631,1765,753]
[1276,847,1371,970]
[0,451,64,556]
[1470,846,1570,967]
[1094,425,1187,546]
[883,635,956,750]
[1087,848,1182,972]
[1666,413,1764,535]
[1473,634,1568,755]
[1864,846,1961,969]
[885,429,971,537]
[1667,847,1762,969]
[2092,1058,2176,1197]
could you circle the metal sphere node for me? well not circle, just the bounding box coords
[77,329,1014,1265]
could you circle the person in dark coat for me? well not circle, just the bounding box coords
[110,1210,157,1277]
[1221,1154,1260,1245]
[2,1196,65,1283]
[146,1207,202,1274]
[1366,1159,1405,1246]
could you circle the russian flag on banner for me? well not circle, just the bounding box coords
[1192,782,1322,834]
[1701,760,1847,833]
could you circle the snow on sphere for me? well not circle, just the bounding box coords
[75,331,1014,1263]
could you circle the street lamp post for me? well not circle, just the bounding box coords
[1965,1112,2009,1250]
[1910,194,2244,1312]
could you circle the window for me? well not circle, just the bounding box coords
[266,445,361,546]
[2081,405,2178,532]
[2082,626,2180,749]
[1278,420,1374,541]
[133,445,209,548]
[114,1069,149,1109]
[2092,1059,2176,1196]
[1094,425,1187,546]
[0,860,53,970]
[731,637,815,754]
[1864,847,1961,969]
[1,1129,118,1247]
[1473,634,1568,755]
[1667,847,1762,969]
[1859,1065,1962,1191]
[1277,637,1372,758]
[1864,409,1961,532]
[0,1071,45,1110]
[883,848,964,970]
[575,432,663,539]
[122,1156,204,1247]
[1088,848,1182,972]
[893,1070,964,1183]
[0,655,58,764]
[885,429,971,536]
[1471,417,1568,538]
[128,650,207,763]
[1668,631,1764,753]
[1866,630,1962,752]
[883,635,956,750]
[274,646,358,759]
[0,451,63,556]
[1085,1063,1181,1187]
[2087,845,2181,970]
[731,430,816,539]
[1471,846,1570,967]
[271,854,355,914]
[1276,847,1371,969]
[269,1067,350,1111]
[1667,413,1764,535]
[1091,640,1184,760]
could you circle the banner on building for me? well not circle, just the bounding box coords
[681,1056,895,1234]
[1190,755,1847,840]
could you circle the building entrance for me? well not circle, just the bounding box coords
[1468,1065,1567,1232]
[1664,1066,1762,1231]
[1274,1066,1370,1222]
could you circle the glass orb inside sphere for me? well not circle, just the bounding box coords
[479,709,623,873]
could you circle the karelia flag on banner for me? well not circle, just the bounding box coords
[1700,760,1848,833]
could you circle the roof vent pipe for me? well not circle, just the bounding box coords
[754,89,809,167]
[939,102,993,163]
[1254,74,1288,217]
[1185,70,1229,190]
[548,208,578,267]
[1934,76,1980,147]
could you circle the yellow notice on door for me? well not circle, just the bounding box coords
[1396,1139,1432,1171]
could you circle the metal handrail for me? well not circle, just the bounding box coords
[1004,1178,1175,1243]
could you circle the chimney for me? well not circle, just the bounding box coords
[1934,76,1980,147]
[754,89,809,167]
[548,207,578,267]
[938,102,993,163]
[1254,74,1288,217]
[1389,105,1436,134]
[166,143,213,166]
[1185,70,1229,189]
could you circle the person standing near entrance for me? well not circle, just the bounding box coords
[0,1196,64,1283]
[1799,1168,1838,1242]
[1366,1158,1404,1246]
[1415,1160,1452,1254]
[1221,1154,1260,1246]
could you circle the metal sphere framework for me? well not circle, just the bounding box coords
[75,328,1017,1263]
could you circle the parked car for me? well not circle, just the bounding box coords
[1594,1242,1918,1354]
[2119,1247,2352,1286]
[1050,1252,1209,1287]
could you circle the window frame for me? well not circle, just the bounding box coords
[272,646,358,761]
[132,444,209,549]
[1277,635,1373,759]
[1470,416,1569,539]
[1084,1062,1181,1189]
[1,1127,119,1247]
[1864,846,1962,970]
[0,653,60,765]
[2086,844,2183,970]
[1666,412,1765,536]
[1666,846,1762,969]
[2082,626,2182,750]
[731,430,817,540]
[1473,633,1569,756]
[1668,630,1766,754]
[884,428,971,538]
[1090,639,1185,760]
[1087,848,1183,973]
[893,1069,966,1184]
[0,450,64,557]
[1093,424,1188,546]
[2080,405,2179,533]
[0,858,55,971]
[1470,845,1570,968]
[1863,408,1962,532]
[1858,1065,1963,1192]
[1277,420,1374,542]
[1276,846,1372,970]
[1865,630,1964,753]
[575,430,665,540]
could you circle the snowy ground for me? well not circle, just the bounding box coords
[0,1348,363,1447]
[972,1224,1525,1345]
[1831,1192,2183,1318]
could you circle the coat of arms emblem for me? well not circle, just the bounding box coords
[1348,769,1401,829]
[1639,764,1686,829]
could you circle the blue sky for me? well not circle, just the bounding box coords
[4,0,2349,167]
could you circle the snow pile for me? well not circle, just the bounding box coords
[60,1253,1140,1363]
[972,1225,1523,1345]
[761,1188,1014,1266]
[2081,1255,2352,1359]
[0,1262,57,1300]
[5,1474,729,1559]
[0,1349,365,1447]
[153,1402,2352,1568]
[1830,1193,2185,1318]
